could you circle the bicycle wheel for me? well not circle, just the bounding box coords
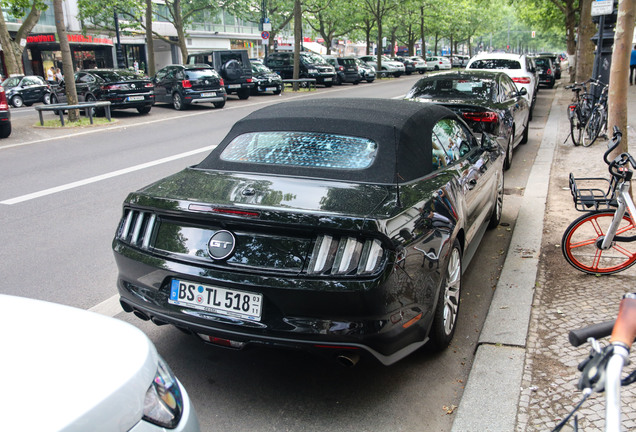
[562,211,636,274]
[570,110,583,146]
[581,108,602,147]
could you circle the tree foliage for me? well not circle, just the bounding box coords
[0,0,47,75]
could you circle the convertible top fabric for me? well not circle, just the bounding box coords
[196,98,457,184]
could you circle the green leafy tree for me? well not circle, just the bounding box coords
[305,0,360,54]
[78,0,254,64]
[0,0,47,76]
[361,0,400,71]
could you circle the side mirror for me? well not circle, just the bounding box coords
[518,87,528,96]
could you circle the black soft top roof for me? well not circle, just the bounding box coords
[196,98,458,184]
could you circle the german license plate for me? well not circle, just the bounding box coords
[169,279,262,321]
[228,84,241,89]
[201,92,216,97]
[265,87,277,91]
[127,95,144,101]
[324,78,332,82]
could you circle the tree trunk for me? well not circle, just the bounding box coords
[420,7,426,56]
[145,0,155,75]
[293,0,301,89]
[0,4,41,76]
[565,4,578,82]
[376,19,383,74]
[608,0,636,155]
[575,0,595,81]
[53,0,79,122]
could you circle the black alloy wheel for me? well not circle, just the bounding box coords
[172,92,185,110]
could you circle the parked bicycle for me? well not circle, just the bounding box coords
[582,81,609,147]
[551,292,636,432]
[566,78,607,147]
[562,128,636,274]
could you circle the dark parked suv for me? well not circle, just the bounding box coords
[265,52,335,87]
[53,69,155,115]
[323,56,361,85]
[153,64,226,110]
[532,56,556,88]
[187,50,254,100]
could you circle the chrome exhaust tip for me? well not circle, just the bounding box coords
[336,352,360,367]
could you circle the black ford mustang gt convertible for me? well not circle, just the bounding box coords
[113,98,504,366]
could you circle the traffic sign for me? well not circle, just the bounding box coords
[591,0,613,16]
[261,31,270,40]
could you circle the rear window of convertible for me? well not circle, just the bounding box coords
[219,131,378,169]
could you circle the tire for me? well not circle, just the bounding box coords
[334,74,342,85]
[520,120,529,144]
[528,102,534,121]
[237,88,250,100]
[221,59,243,81]
[43,93,51,105]
[581,108,603,147]
[0,122,11,138]
[488,171,504,229]
[570,112,583,146]
[429,239,462,350]
[419,70,425,74]
[366,78,375,83]
[85,95,104,117]
[324,82,333,88]
[503,133,513,171]
[213,101,225,109]
[562,211,636,274]
[137,106,151,114]
[393,72,402,77]
[11,95,23,108]
[172,92,185,110]
[434,66,439,71]
[273,88,282,95]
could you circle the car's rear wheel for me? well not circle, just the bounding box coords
[521,119,529,144]
[43,93,51,105]
[488,171,504,229]
[213,101,225,109]
[366,78,375,83]
[11,95,23,108]
[85,95,104,117]
[137,106,151,114]
[273,88,282,95]
[503,133,513,171]
[429,239,462,351]
[172,92,185,110]
[0,122,11,138]
[237,88,250,100]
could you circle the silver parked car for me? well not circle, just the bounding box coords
[1,294,200,432]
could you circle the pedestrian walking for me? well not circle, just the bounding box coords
[46,66,55,82]
[630,45,636,85]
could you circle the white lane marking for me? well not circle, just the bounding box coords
[89,294,122,317]
[1,145,216,205]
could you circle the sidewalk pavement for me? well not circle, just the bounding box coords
[452,80,636,431]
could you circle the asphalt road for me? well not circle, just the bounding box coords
[0,75,556,431]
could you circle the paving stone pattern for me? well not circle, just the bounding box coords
[515,87,636,431]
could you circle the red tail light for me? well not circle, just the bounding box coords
[547,68,552,75]
[144,82,154,88]
[568,105,576,112]
[462,111,499,123]
[512,77,531,84]
[220,78,225,86]
[101,84,123,91]
[246,78,252,83]
[0,86,8,110]
[339,66,344,71]
[182,80,192,88]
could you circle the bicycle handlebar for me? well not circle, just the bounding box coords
[604,126,623,165]
[610,293,636,348]
[569,320,615,347]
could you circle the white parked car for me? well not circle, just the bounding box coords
[1,294,200,432]
[466,52,537,119]
[426,56,452,71]
[409,56,428,74]
[358,55,406,77]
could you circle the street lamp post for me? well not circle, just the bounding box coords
[114,11,126,68]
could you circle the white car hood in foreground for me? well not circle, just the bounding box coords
[1,295,157,432]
